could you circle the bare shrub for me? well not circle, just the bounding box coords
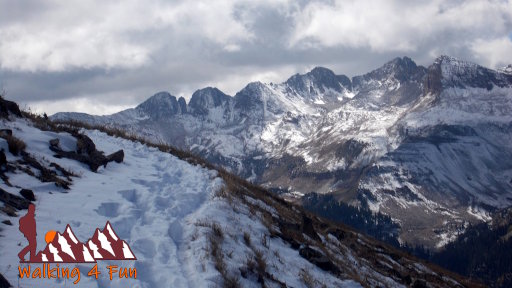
[254,249,267,278]
[207,225,240,288]
[212,222,224,239]
[261,234,269,249]
[243,232,251,246]
[299,269,316,288]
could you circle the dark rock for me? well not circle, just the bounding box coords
[178,97,187,114]
[0,187,30,210]
[0,129,12,137]
[277,220,303,249]
[402,274,412,285]
[0,149,6,169]
[0,272,12,288]
[20,154,70,189]
[424,61,442,96]
[328,229,346,240]
[412,279,428,288]
[1,220,12,225]
[299,246,339,273]
[49,162,75,179]
[278,231,301,250]
[0,97,22,119]
[50,133,123,172]
[278,221,301,231]
[0,206,16,217]
[19,189,35,201]
[75,134,96,155]
[302,214,320,240]
[107,150,124,163]
[49,138,60,148]
[335,139,368,166]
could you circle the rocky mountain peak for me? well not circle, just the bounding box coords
[434,55,512,90]
[189,87,231,115]
[136,91,183,119]
[498,64,512,75]
[233,81,267,110]
[368,56,424,82]
[434,55,461,64]
[285,67,351,96]
[351,57,427,107]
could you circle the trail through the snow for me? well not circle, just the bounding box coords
[0,122,222,287]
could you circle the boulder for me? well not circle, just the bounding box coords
[0,188,30,210]
[0,272,12,288]
[0,97,22,119]
[19,188,35,201]
[75,134,96,155]
[49,138,60,148]
[302,214,320,240]
[0,149,6,168]
[51,137,123,172]
[0,129,12,137]
[299,246,339,273]
[107,150,124,163]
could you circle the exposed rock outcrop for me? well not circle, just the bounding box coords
[0,187,30,210]
[0,97,22,119]
[49,135,124,172]
[19,188,35,201]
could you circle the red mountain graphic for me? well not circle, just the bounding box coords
[33,225,95,263]
[86,222,136,260]
[31,222,136,263]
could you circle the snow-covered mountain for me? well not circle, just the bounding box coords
[0,99,471,287]
[52,55,512,248]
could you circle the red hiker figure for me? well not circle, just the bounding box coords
[18,203,37,262]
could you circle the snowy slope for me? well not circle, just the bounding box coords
[0,111,471,287]
[0,118,221,287]
[52,55,512,248]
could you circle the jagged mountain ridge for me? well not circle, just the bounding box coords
[53,55,512,248]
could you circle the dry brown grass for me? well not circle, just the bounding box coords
[205,222,240,288]
[1,134,26,156]
[299,269,316,288]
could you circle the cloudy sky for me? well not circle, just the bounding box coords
[1,0,511,115]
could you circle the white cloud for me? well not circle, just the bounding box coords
[0,0,254,72]
[289,0,512,53]
[471,37,512,68]
[25,96,135,116]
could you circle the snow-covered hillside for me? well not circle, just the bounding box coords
[52,55,512,248]
[0,103,471,287]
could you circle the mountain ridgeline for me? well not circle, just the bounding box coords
[53,55,512,249]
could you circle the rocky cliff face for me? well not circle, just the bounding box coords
[53,56,512,248]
